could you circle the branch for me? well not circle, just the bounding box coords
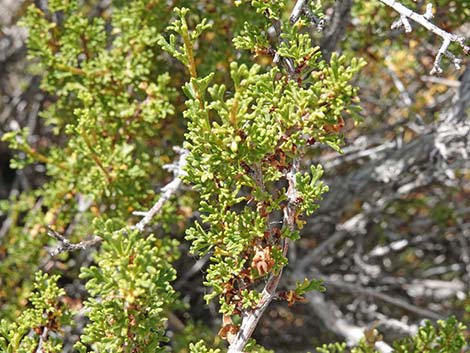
[420,75,461,87]
[385,60,412,106]
[318,274,444,320]
[47,228,102,257]
[227,158,299,353]
[379,1,469,74]
[290,0,308,25]
[226,266,283,353]
[307,99,470,242]
[320,0,353,58]
[269,18,296,75]
[46,148,189,256]
[306,292,393,353]
[133,147,188,232]
[35,326,48,353]
[174,253,211,290]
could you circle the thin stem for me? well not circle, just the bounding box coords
[55,63,106,78]
[20,144,69,170]
[81,132,112,183]
[47,150,188,255]
[180,23,211,128]
[21,145,53,164]
[181,28,198,79]
[55,63,87,76]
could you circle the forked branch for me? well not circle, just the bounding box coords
[47,228,102,257]
[379,0,469,74]
[292,0,469,74]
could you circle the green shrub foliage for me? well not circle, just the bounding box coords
[1,0,468,352]
[0,272,71,352]
[317,317,467,353]
[158,6,363,318]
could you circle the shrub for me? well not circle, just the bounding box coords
[1,0,468,352]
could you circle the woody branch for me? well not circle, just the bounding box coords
[227,158,299,353]
[133,147,188,232]
[293,0,469,74]
[47,228,102,257]
[226,2,314,351]
[379,0,469,74]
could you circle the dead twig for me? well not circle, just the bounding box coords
[320,275,443,320]
[133,147,188,232]
[307,292,393,353]
[47,228,102,257]
[380,1,469,74]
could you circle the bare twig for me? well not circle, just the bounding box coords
[385,60,412,106]
[290,0,308,25]
[303,4,325,31]
[403,279,466,300]
[380,0,469,74]
[174,253,211,290]
[0,214,13,241]
[47,228,102,257]
[320,275,443,320]
[133,147,188,232]
[421,75,461,87]
[307,292,393,353]
[269,18,296,75]
[320,0,353,58]
[290,0,324,30]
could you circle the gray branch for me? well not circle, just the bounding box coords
[290,0,308,25]
[319,274,443,320]
[309,67,470,239]
[379,0,469,74]
[47,149,189,256]
[133,147,188,232]
[47,228,102,257]
[307,292,393,353]
[320,0,353,59]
